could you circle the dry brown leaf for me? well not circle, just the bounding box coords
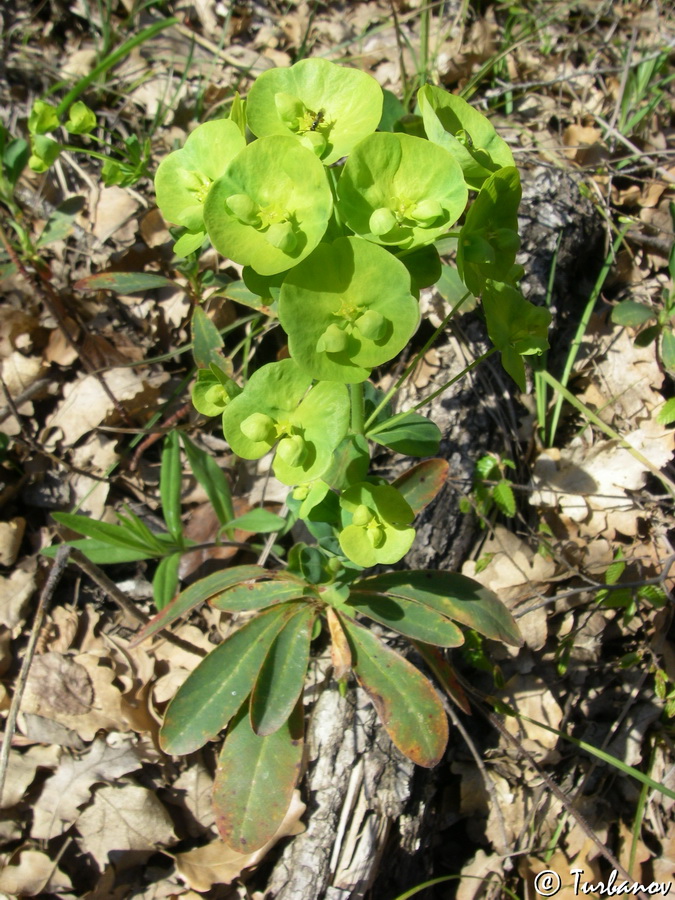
[92,186,139,243]
[0,351,44,434]
[140,208,170,247]
[76,783,176,869]
[0,557,37,631]
[563,124,607,165]
[455,849,505,900]
[43,367,167,446]
[26,652,94,715]
[174,790,306,891]
[171,762,216,835]
[31,736,142,840]
[0,848,72,896]
[0,517,25,566]
[43,317,80,366]
[21,713,86,749]
[69,434,118,518]
[0,744,61,809]
[498,674,563,762]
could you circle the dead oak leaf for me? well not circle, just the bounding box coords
[76,784,176,869]
[0,848,72,896]
[31,736,142,840]
[25,651,94,715]
[0,557,36,631]
[0,744,61,809]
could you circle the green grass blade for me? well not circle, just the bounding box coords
[160,431,183,542]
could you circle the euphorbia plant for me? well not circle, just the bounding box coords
[133,58,554,852]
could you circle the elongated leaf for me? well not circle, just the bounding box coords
[160,431,183,541]
[114,509,168,554]
[250,605,315,735]
[411,641,471,715]
[74,271,177,293]
[210,579,310,613]
[52,512,157,554]
[611,300,655,327]
[357,571,522,646]
[42,538,155,564]
[153,552,181,610]
[191,305,225,368]
[226,509,286,533]
[130,564,266,646]
[36,197,84,247]
[339,614,448,767]
[213,699,304,852]
[347,592,464,647]
[393,459,449,514]
[180,433,234,527]
[326,606,351,679]
[367,412,441,457]
[160,604,298,755]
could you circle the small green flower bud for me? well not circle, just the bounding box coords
[367,524,386,548]
[293,484,310,501]
[240,412,276,443]
[411,199,443,224]
[266,221,297,253]
[352,504,373,527]
[275,92,306,129]
[491,228,520,253]
[276,433,307,467]
[204,383,230,409]
[316,323,348,354]
[227,193,260,226]
[354,309,387,341]
[326,557,342,575]
[369,207,397,236]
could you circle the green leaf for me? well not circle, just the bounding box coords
[191,305,224,369]
[379,88,407,132]
[204,135,333,276]
[279,237,419,384]
[347,592,464,647]
[155,118,246,233]
[661,328,675,372]
[392,459,449,515]
[210,579,310,613]
[221,279,275,313]
[29,135,61,173]
[28,100,60,135]
[634,323,660,347]
[160,603,299,755]
[153,552,181,610]
[491,479,515,516]
[656,397,675,426]
[611,300,656,327]
[173,230,206,257]
[226,509,286,533]
[73,272,177,293]
[250,605,315,735]
[65,101,97,134]
[246,57,383,166]
[339,614,448,767]
[323,434,370,490]
[436,264,477,313]
[457,167,521,296]
[399,244,442,291]
[418,85,514,189]
[411,641,471,714]
[367,411,441,457]
[213,699,304,852]
[482,280,551,392]
[3,137,30,187]
[36,197,85,248]
[180,433,235,527]
[130,564,267,646]
[52,511,159,554]
[41,538,158,564]
[160,431,183,542]
[355,570,523,647]
[336,132,467,250]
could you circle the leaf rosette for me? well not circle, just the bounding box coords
[418,85,515,189]
[339,482,415,567]
[279,237,419,383]
[245,58,383,165]
[204,135,333,276]
[221,359,350,485]
[154,119,246,254]
[336,132,468,250]
[457,166,522,296]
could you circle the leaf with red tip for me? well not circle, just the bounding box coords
[74,272,177,293]
[338,614,448,767]
[213,699,304,852]
[411,641,471,714]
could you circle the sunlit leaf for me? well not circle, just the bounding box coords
[393,459,449,514]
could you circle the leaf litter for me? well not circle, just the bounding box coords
[0,0,674,897]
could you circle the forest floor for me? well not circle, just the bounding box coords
[0,1,674,898]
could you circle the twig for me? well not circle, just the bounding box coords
[0,377,51,426]
[0,546,71,806]
[68,549,206,657]
[129,401,191,471]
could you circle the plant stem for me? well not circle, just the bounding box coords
[350,382,365,434]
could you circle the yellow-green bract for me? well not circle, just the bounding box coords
[246,57,383,165]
